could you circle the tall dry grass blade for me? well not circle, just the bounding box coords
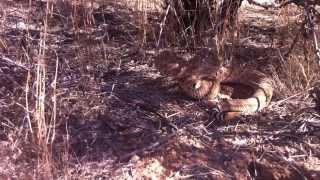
[49,51,59,144]
[25,70,32,134]
[157,3,170,47]
[33,0,55,177]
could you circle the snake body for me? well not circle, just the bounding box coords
[154,50,274,120]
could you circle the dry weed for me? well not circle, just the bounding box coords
[0,0,319,179]
[276,5,320,92]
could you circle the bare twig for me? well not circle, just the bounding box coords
[157,3,170,47]
[50,51,59,143]
[1,56,30,70]
[25,70,33,134]
[270,88,313,107]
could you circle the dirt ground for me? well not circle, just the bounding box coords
[0,0,319,179]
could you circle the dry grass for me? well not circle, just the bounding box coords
[123,0,163,12]
[0,0,319,179]
[275,5,320,92]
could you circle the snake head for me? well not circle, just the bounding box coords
[179,75,220,100]
[192,80,202,90]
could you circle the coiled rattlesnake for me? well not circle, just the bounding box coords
[154,49,274,120]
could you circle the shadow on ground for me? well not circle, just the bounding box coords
[0,1,319,179]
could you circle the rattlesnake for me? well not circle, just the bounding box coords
[199,69,273,120]
[154,49,274,120]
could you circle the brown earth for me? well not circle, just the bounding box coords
[0,0,319,179]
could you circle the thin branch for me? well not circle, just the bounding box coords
[157,3,171,47]
[1,56,31,70]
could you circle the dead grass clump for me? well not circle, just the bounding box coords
[159,0,217,47]
[276,5,320,93]
[53,0,99,32]
[157,0,244,67]
[0,0,104,177]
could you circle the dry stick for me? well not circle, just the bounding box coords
[50,51,59,144]
[172,3,189,47]
[299,63,309,87]
[25,65,33,134]
[270,87,313,107]
[310,6,320,19]
[41,1,54,177]
[20,0,33,135]
[156,3,170,47]
[277,48,286,66]
[1,56,30,70]
[0,38,7,52]
[0,116,15,129]
[109,55,122,97]
[41,0,49,145]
